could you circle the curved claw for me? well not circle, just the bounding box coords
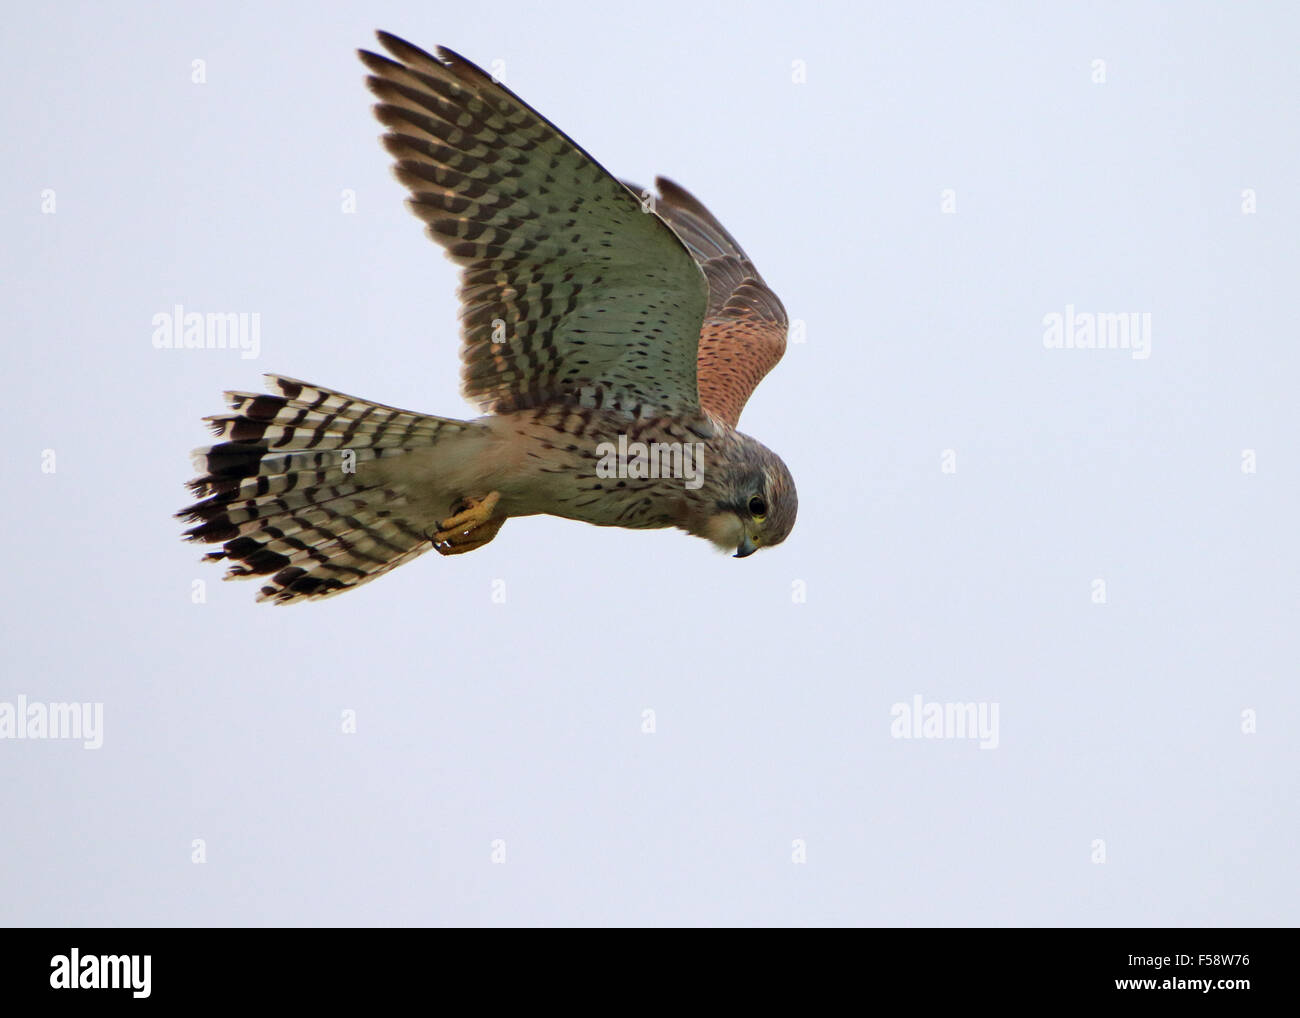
[432,491,503,556]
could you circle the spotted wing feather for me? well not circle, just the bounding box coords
[360,34,709,420]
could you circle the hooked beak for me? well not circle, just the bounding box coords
[734,534,757,558]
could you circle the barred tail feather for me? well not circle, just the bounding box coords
[180,375,469,604]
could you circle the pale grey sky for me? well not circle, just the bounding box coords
[1,0,1296,926]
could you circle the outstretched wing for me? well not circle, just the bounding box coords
[630,177,788,429]
[360,34,709,420]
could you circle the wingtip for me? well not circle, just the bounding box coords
[654,176,698,206]
[374,31,433,65]
[357,48,394,73]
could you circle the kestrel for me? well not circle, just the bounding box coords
[180,31,797,604]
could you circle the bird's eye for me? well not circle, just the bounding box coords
[748,494,767,520]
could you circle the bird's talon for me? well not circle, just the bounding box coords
[432,491,503,555]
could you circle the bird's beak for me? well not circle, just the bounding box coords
[734,534,757,558]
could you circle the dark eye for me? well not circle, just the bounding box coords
[748,495,767,520]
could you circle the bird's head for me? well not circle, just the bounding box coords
[694,436,798,558]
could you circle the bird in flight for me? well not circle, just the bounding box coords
[180,31,797,604]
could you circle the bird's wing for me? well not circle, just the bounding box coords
[361,34,709,420]
[626,177,788,429]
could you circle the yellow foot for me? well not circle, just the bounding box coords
[433,491,504,556]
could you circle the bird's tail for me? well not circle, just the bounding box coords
[179,375,476,604]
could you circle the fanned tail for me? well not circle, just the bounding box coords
[179,375,472,604]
